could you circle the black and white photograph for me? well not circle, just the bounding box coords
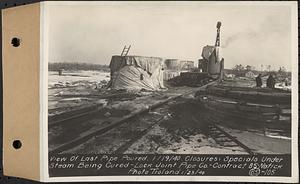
[44,1,298,182]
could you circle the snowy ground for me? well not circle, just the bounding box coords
[48,70,110,89]
[48,70,110,115]
[48,71,291,154]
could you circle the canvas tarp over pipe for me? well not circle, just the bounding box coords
[201,45,223,74]
[109,55,165,91]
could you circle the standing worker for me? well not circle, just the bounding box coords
[266,74,275,89]
[255,74,262,87]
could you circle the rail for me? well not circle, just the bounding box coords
[49,82,216,154]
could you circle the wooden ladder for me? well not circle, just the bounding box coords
[121,45,131,56]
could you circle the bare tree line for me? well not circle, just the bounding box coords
[49,62,110,72]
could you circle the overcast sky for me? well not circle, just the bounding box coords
[47,1,293,71]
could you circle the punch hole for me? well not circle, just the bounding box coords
[12,140,22,149]
[11,37,21,47]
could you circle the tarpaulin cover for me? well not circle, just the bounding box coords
[110,65,164,91]
[201,45,222,61]
[201,45,223,74]
[110,55,164,76]
[109,55,165,91]
[202,45,215,60]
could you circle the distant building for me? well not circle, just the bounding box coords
[245,71,255,78]
[163,59,194,80]
[164,59,194,71]
[163,71,181,81]
[180,60,194,70]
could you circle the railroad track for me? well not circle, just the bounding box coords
[49,81,260,155]
[49,80,259,155]
[112,110,173,154]
[49,82,216,154]
[57,106,256,155]
[208,124,255,154]
[48,104,102,127]
[50,97,175,154]
[48,93,142,127]
[49,95,179,154]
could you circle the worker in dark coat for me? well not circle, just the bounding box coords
[266,74,275,88]
[255,74,262,87]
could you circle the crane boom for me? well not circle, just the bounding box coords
[215,21,222,47]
